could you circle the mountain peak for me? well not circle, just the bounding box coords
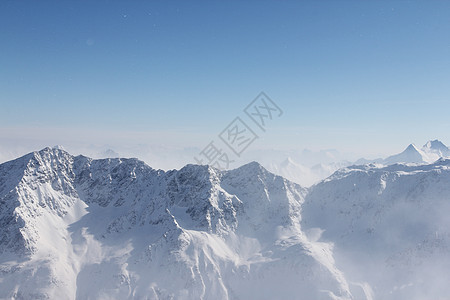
[383,143,426,164]
[423,139,449,151]
[355,140,450,166]
[52,145,66,151]
[230,161,267,175]
[280,157,297,168]
[405,143,420,152]
[421,140,450,159]
[36,146,70,156]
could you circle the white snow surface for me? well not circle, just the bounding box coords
[302,159,450,300]
[0,147,352,300]
[2,146,450,299]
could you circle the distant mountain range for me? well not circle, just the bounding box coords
[268,140,450,186]
[356,139,450,165]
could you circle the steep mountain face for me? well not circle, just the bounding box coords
[302,159,450,300]
[0,148,353,300]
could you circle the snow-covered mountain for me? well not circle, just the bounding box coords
[265,157,350,187]
[357,140,450,165]
[383,143,428,164]
[302,159,450,300]
[264,140,450,187]
[0,147,353,300]
[266,157,313,186]
[2,146,450,299]
[423,139,450,157]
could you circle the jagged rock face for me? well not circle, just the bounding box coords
[0,148,352,300]
[302,160,450,300]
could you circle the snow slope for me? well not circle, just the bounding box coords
[302,159,450,300]
[0,147,353,300]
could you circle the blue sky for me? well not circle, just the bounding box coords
[1,1,450,158]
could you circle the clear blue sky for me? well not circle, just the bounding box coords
[1,1,450,156]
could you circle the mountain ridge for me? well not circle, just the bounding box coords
[2,146,450,299]
[0,147,352,300]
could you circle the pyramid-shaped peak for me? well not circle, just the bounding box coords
[225,161,275,180]
[404,143,421,152]
[383,143,426,165]
[234,161,266,173]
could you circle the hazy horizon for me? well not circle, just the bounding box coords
[2,1,450,164]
